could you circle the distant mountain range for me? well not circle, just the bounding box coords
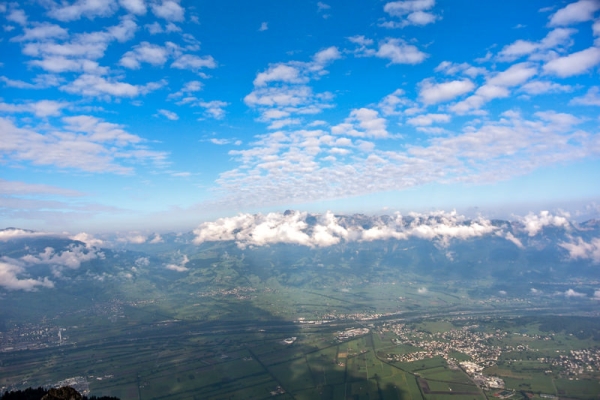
[1,211,599,311]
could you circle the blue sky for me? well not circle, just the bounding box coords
[1,0,600,233]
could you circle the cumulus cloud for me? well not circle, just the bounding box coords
[149,234,163,243]
[157,109,179,120]
[564,288,586,297]
[331,108,389,138]
[49,0,119,21]
[497,28,576,62]
[502,232,524,248]
[450,63,537,114]
[135,256,150,267]
[12,23,69,42]
[382,0,439,28]
[0,228,54,241]
[0,100,69,117]
[418,79,475,104]
[350,36,427,64]
[0,115,168,174]
[570,86,600,105]
[117,233,147,244]
[244,47,341,125]
[198,100,228,119]
[193,210,505,249]
[70,232,104,247]
[520,80,573,95]
[375,38,428,64]
[119,0,146,15]
[548,0,600,26]
[0,259,54,291]
[417,287,428,294]
[166,254,189,271]
[21,245,102,276]
[61,74,165,98]
[171,54,217,71]
[151,0,185,21]
[120,41,170,69]
[560,237,600,263]
[543,46,600,77]
[519,211,571,236]
[407,113,451,126]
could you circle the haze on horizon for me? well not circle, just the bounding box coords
[1,0,600,233]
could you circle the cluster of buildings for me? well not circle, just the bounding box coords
[197,286,257,300]
[538,348,600,377]
[336,327,370,341]
[0,324,62,352]
[385,323,504,366]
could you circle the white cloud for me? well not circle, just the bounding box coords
[0,259,54,291]
[417,287,428,294]
[497,28,576,62]
[71,232,104,247]
[12,23,69,42]
[145,21,163,34]
[118,233,147,244]
[520,80,573,95]
[487,62,538,86]
[0,74,63,90]
[332,108,389,138]
[61,74,164,98]
[171,54,217,70]
[564,288,586,297]
[350,36,427,64]
[254,64,305,87]
[119,0,146,14]
[0,228,55,241]
[120,41,170,68]
[0,179,83,197]
[259,22,268,31]
[49,0,119,21]
[520,211,571,236]
[543,46,600,77]
[0,99,69,117]
[560,237,600,263]
[158,109,179,120]
[193,210,504,249]
[375,38,428,64]
[435,61,487,78]
[0,116,167,174]
[168,80,204,99]
[7,8,28,25]
[449,63,537,114]
[418,79,475,104]
[548,0,600,26]
[166,254,189,271]
[214,103,599,209]
[209,138,227,145]
[570,86,600,105]
[502,231,523,248]
[198,100,228,119]
[317,2,330,11]
[21,245,101,272]
[407,113,451,126]
[382,0,438,28]
[245,47,341,125]
[151,0,184,21]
